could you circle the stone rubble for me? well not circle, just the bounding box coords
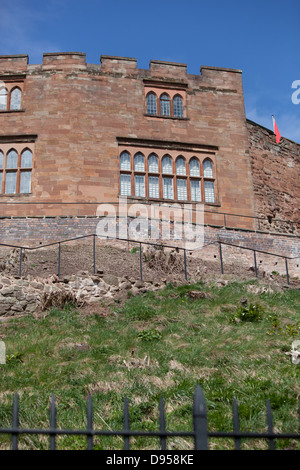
[0,270,170,317]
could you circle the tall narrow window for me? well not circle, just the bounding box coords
[203,159,213,178]
[163,177,173,199]
[173,95,183,118]
[191,179,201,201]
[10,87,22,110]
[160,93,170,116]
[148,176,159,198]
[162,155,172,174]
[5,150,18,194]
[0,151,3,192]
[135,175,145,197]
[176,157,186,175]
[120,151,131,171]
[146,92,157,115]
[204,181,215,203]
[134,153,145,172]
[20,149,32,193]
[189,158,200,176]
[177,179,187,200]
[120,174,131,196]
[0,88,8,111]
[148,154,158,173]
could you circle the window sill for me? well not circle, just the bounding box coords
[121,195,221,206]
[0,109,25,114]
[144,113,189,121]
[0,192,32,197]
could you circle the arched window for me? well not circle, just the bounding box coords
[0,151,3,169]
[148,153,158,173]
[160,93,170,116]
[120,151,131,171]
[162,155,172,174]
[176,157,186,175]
[189,157,200,176]
[0,151,3,192]
[7,149,18,168]
[0,88,8,111]
[203,159,213,178]
[21,149,32,168]
[146,92,157,115]
[134,153,145,172]
[173,95,183,118]
[10,87,22,110]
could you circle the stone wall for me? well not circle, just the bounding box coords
[247,119,300,229]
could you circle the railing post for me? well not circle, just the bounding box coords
[139,242,143,281]
[123,396,130,450]
[93,234,96,274]
[184,248,187,281]
[193,385,208,450]
[12,393,19,450]
[19,247,23,278]
[219,242,224,274]
[58,242,61,278]
[253,250,258,278]
[87,395,93,450]
[49,394,56,450]
[285,257,290,285]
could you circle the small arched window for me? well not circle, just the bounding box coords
[162,155,172,174]
[7,149,18,168]
[134,153,145,172]
[160,93,170,116]
[176,157,186,175]
[148,153,158,173]
[173,95,183,118]
[10,87,22,110]
[189,158,200,176]
[0,150,3,169]
[120,151,131,171]
[21,149,32,168]
[203,159,213,178]
[0,88,8,111]
[146,92,157,115]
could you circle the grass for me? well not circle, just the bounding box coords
[0,279,299,450]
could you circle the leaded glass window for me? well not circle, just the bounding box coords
[7,150,18,168]
[5,171,17,194]
[134,153,145,172]
[135,175,145,197]
[120,174,131,196]
[177,178,187,200]
[203,159,213,178]
[204,180,215,203]
[191,179,201,201]
[0,88,8,111]
[189,158,200,176]
[160,93,170,116]
[10,88,22,110]
[162,155,172,174]
[21,149,32,168]
[173,95,183,117]
[163,177,173,199]
[148,176,159,198]
[148,154,158,173]
[120,151,131,171]
[146,92,157,115]
[176,157,186,175]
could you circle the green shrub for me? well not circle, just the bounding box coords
[230,303,265,323]
[138,328,162,342]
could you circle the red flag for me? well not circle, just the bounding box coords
[272,115,281,143]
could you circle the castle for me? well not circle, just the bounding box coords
[0,52,299,253]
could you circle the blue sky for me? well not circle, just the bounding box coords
[1,0,299,142]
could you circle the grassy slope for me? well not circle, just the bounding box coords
[0,279,299,450]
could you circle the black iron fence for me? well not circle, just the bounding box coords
[0,233,297,285]
[0,385,299,450]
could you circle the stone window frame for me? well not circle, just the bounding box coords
[119,146,217,204]
[144,80,187,119]
[0,78,24,112]
[0,146,33,195]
